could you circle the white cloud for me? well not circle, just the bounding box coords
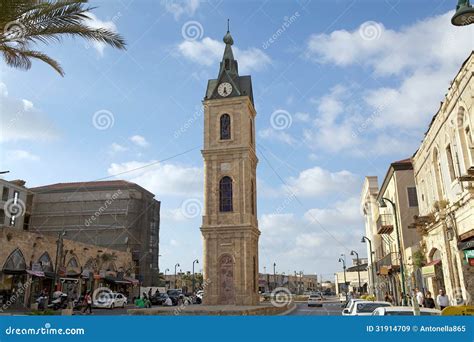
[84,13,119,57]
[177,37,272,74]
[109,143,128,153]
[5,149,40,161]
[0,82,58,142]
[306,11,473,133]
[287,166,359,198]
[294,112,310,123]
[162,0,200,20]
[107,160,202,197]
[129,135,149,147]
[258,127,296,146]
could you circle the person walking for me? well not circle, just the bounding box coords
[415,288,424,307]
[82,291,93,315]
[384,292,393,304]
[423,291,435,308]
[436,289,449,310]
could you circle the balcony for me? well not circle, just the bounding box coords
[375,252,399,275]
[376,213,394,234]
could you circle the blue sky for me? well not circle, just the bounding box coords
[1,0,473,279]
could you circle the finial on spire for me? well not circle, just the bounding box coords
[223,19,233,45]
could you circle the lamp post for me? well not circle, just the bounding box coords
[350,250,362,294]
[174,263,180,289]
[164,268,169,289]
[452,0,474,26]
[273,262,276,291]
[192,259,199,294]
[361,236,376,296]
[53,230,66,294]
[379,197,407,306]
[338,257,347,301]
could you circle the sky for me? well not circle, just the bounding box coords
[1,0,473,280]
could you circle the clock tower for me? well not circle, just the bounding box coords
[201,27,260,306]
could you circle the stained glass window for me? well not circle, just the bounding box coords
[219,176,233,212]
[220,114,231,140]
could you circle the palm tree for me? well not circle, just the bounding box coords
[0,0,126,76]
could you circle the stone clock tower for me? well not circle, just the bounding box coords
[201,28,260,306]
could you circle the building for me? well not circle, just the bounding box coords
[412,52,474,305]
[335,263,369,296]
[258,273,318,294]
[200,28,260,305]
[0,179,32,231]
[0,226,135,310]
[361,159,421,303]
[28,180,160,286]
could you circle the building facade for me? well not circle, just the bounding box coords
[412,52,474,305]
[0,179,31,231]
[201,29,260,305]
[0,226,135,310]
[28,180,160,286]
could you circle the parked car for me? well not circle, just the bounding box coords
[307,294,323,307]
[94,292,127,309]
[341,298,363,313]
[150,292,169,305]
[372,306,441,316]
[343,300,392,316]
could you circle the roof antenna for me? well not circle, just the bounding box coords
[227,19,230,33]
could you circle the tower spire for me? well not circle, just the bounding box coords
[227,18,230,33]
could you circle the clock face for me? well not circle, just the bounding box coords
[217,82,232,97]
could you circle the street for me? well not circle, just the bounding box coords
[289,297,342,316]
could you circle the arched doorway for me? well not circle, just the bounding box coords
[218,254,235,304]
[1,248,27,308]
[424,248,445,296]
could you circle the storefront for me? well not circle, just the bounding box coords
[0,248,28,308]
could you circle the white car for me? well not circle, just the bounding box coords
[94,293,127,309]
[343,300,392,316]
[372,306,441,316]
[341,298,364,315]
[307,294,323,307]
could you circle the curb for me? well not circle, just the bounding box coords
[279,302,297,316]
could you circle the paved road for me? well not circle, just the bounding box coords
[289,300,343,316]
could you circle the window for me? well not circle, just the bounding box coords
[2,187,8,201]
[38,252,53,272]
[219,176,233,212]
[251,180,255,215]
[407,187,418,207]
[446,144,456,182]
[220,114,231,140]
[9,215,15,226]
[225,59,230,70]
[0,209,4,225]
[250,119,253,145]
[3,248,26,271]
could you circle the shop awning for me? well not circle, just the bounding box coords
[421,259,441,278]
[105,276,131,285]
[123,276,139,285]
[26,270,45,277]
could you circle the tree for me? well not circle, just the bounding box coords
[0,0,126,76]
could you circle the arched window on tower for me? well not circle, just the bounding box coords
[250,119,253,145]
[251,180,255,215]
[219,176,233,212]
[220,114,231,140]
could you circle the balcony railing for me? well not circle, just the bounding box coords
[376,213,394,234]
[375,252,399,275]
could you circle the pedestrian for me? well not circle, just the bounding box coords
[384,291,393,304]
[82,291,92,314]
[423,291,435,308]
[436,289,449,310]
[148,288,152,299]
[415,288,424,307]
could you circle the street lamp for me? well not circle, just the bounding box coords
[350,250,362,294]
[273,262,276,291]
[164,268,170,289]
[452,0,474,26]
[338,257,348,301]
[379,197,407,306]
[361,236,376,296]
[174,263,180,289]
[192,259,199,294]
